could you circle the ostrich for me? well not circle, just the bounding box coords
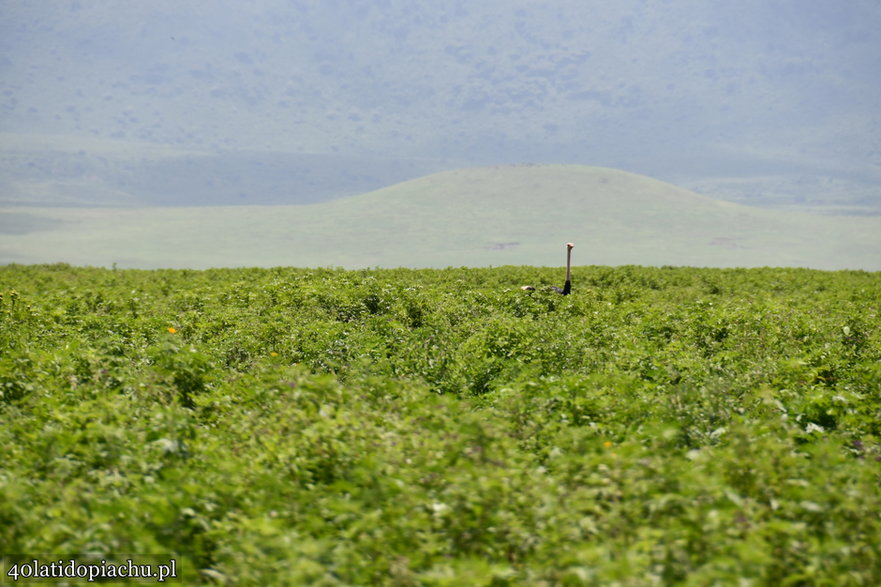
[522,242,574,295]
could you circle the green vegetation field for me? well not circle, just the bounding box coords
[2,263,880,584]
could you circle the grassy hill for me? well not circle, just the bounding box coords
[2,165,879,269]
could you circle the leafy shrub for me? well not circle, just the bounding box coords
[1,264,879,584]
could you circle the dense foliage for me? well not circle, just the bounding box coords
[2,263,880,584]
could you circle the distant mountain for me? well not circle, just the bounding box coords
[1,1,880,211]
[3,165,878,270]
[0,133,457,206]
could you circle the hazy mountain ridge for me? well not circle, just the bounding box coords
[1,1,879,211]
[0,133,457,206]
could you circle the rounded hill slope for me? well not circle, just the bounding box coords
[2,165,878,269]
[311,164,875,269]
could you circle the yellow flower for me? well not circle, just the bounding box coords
[167,327,177,334]
[603,441,614,448]
[270,351,279,357]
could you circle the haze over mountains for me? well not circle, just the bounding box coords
[2,0,880,213]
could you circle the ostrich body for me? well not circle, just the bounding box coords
[522,242,574,295]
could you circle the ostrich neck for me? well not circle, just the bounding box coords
[566,248,572,282]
